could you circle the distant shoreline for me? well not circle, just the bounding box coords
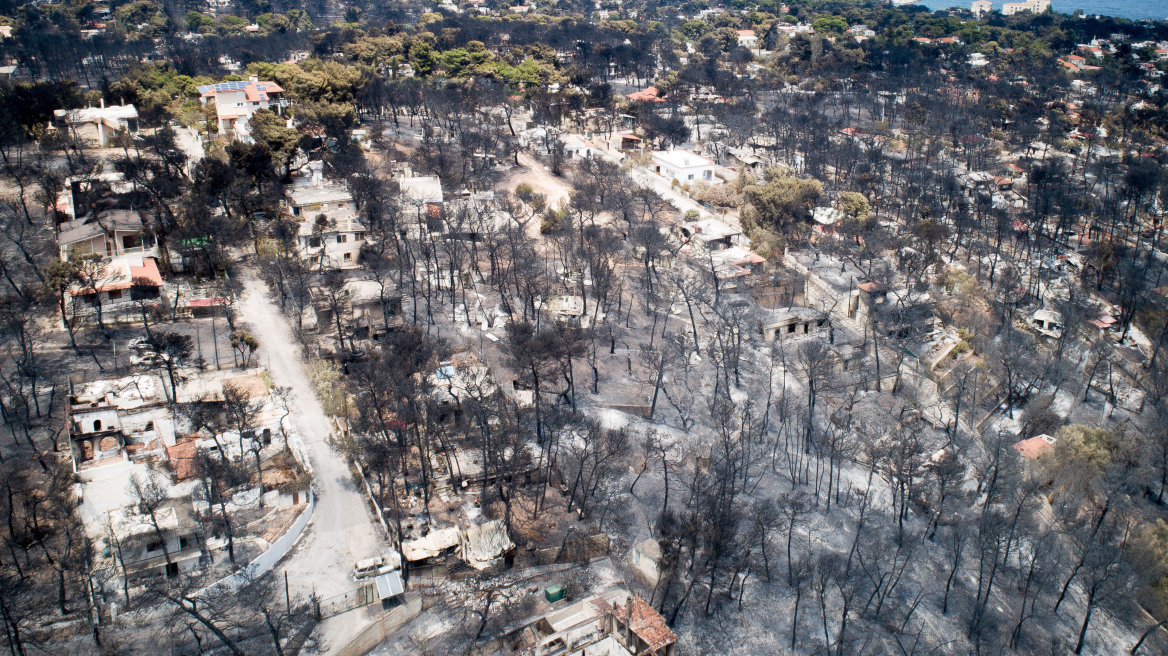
[913,0,1166,21]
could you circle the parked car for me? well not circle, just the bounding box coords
[354,552,401,580]
[129,352,163,367]
[127,337,153,351]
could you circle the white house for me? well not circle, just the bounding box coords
[971,0,993,17]
[56,101,139,147]
[107,501,204,579]
[562,133,598,159]
[196,77,287,141]
[650,149,721,185]
[287,165,366,270]
[296,208,366,270]
[736,29,758,49]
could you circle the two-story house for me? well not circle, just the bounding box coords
[57,209,157,262]
[287,167,366,270]
[736,29,758,49]
[196,77,287,141]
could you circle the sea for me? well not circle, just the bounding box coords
[913,0,1168,21]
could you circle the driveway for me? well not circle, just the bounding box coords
[171,124,205,173]
[235,268,386,653]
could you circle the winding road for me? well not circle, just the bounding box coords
[236,268,386,654]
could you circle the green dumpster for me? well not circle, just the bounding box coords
[545,584,566,603]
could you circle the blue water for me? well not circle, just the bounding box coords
[913,0,1168,21]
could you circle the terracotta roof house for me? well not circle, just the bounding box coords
[1012,434,1057,460]
[626,86,665,103]
[196,77,287,142]
[611,595,678,655]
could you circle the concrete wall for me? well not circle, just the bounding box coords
[333,592,435,656]
[202,487,315,595]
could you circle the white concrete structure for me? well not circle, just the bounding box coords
[650,149,721,185]
[971,0,992,17]
[761,307,830,342]
[67,374,176,472]
[56,101,139,147]
[197,77,287,141]
[736,29,758,49]
[398,174,444,205]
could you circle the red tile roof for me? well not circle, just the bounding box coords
[612,596,677,652]
[71,257,163,296]
[627,86,665,102]
[167,439,199,482]
[1012,434,1056,460]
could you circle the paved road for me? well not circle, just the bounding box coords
[235,268,386,653]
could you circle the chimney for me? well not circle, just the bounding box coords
[100,97,105,109]
[625,596,633,648]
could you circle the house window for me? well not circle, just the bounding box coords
[336,234,347,244]
[308,237,321,248]
[179,536,191,550]
[355,232,365,242]
[108,290,123,300]
[145,421,154,431]
[93,419,102,431]
[344,253,352,261]
[166,562,179,578]
[146,540,164,553]
[687,174,694,181]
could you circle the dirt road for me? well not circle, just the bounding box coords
[235,268,386,654]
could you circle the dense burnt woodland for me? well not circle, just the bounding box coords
[0,0,1166,654]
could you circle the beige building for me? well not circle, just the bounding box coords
[57,209,156,262]
[1002,0,1049,15]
